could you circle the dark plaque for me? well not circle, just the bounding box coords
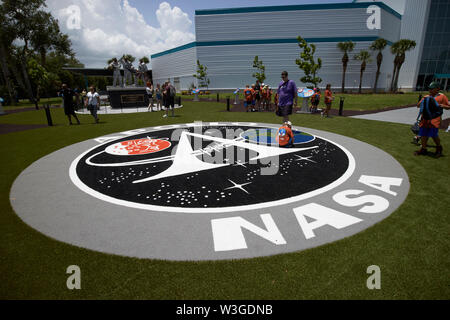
[107,87,149,109]
[121,94,145,104]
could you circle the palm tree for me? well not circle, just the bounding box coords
[337,41,355,93]
[354,50,372,94]
[122,54,136,63]
[390,39,416,92]
[369,38,387,93]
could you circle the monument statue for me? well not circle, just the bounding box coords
[120,56,136,87]
[136,58,149,86]
[109,58,122,87]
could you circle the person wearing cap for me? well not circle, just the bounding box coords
[277,71,298,123]
[414,82,450,157]
[276,121,294,148]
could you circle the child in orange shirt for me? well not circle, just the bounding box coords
[322,84,333,118]
[244,85,255,112]
[276,121,294,148]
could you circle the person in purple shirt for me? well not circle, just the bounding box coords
[276,71,297,123]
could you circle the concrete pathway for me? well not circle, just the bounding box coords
[76,104,183,115]
[351,106,450,125]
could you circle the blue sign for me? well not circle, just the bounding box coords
[297,88,315,98]
[192,89,200,94]
[0,97,4,103]
[234,88,240,94]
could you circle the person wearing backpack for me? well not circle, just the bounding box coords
[276,121,294,148]
[414,82,450,157]
[164,81,176,118]
[243,85,255,112]
[310,88,321,113]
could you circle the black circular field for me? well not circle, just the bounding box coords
[75,125,350,209]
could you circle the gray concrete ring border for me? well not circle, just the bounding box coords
[10,122,410,261]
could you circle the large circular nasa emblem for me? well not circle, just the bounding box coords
[11,122,410,261]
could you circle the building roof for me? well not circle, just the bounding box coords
[195,1,402,19]
[151,1,400,59]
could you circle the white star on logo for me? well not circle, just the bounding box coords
[224,179,252,194]
[294,155,316,163]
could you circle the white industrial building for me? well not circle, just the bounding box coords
[151,0,449,92]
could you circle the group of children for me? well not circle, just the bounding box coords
[243,82,273,112]
[243,83,335,118]
[309,84,334,117]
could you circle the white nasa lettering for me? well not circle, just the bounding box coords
[211,214,286,252]
[359,175,403,196]
[293,203,362,239]
[211,204,363,251]
[210,173,404,251]
[332,189,390,214]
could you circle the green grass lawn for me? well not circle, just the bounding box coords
[0,99,449,299]
[2,97,63,110]
[182,92,450,111]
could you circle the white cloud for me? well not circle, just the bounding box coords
[46,0,195,68]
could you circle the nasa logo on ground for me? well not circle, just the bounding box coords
[11,122,409,261]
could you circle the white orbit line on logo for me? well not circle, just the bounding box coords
[133,131,317,183]
[69,123,356,214]
[85,135,244,167]
[239,128,317,146]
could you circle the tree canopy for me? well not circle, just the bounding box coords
[296,36,322,88]
[0,0,77,105]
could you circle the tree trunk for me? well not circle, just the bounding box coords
[393,63,403,93]
[0,41,17,105]
[341,53,348,93]
[342,65,347,93]
[359,62,366,94]
[373,52,383,93]
[9,58,27,95]
[393,54,405,92]
[19,55,38,109]
[390,63,397,92]
[40,48,46,67]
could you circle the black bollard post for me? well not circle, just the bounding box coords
[227,97,230,111]
[178,96,181,107]
[44,104,53,126]
[217,93,219,102]
[339,97,345,116]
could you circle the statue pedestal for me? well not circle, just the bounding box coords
[107,86,149,109]
[233,94,239,105]
[296,98,310,114]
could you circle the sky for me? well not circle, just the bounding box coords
[46,0,353,68]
